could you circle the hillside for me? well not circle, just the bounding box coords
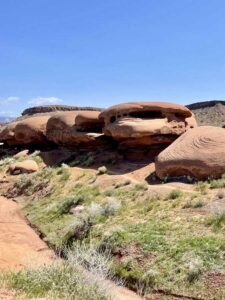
[187,100,225,127]
[0,150,224,299]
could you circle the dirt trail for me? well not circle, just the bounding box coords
[0,196,54,271]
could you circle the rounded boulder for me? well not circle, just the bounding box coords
[155,126,225,180]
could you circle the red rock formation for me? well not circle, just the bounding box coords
[155,126,225,180]
[99,102,196,148]
[14,115,50,145]
[0,122,19,145]
[46,111,106,147]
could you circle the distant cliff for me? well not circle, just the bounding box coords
[187,100,225,127]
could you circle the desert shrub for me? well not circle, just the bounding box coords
[206,206,225,230]
[88,203,104,219]
[57,194,84,215]
[183,199,205,209]
[29,150,43,164]
[166,189,183,200]
[3,245,113,300]
[103,198,121,216]
[195,182,208,194]
[210,179,225,189]
[97,166,108,175]
[0,156,15,166]
[134,183,148,191]
[69,152,95,167]
[61,214,92,246]
[58,165,71,181]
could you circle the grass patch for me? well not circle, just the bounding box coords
[165,189,183,200]
[2,245,112,300]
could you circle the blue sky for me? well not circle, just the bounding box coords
[1,0,225,117]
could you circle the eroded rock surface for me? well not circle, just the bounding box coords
[0,122,19,145]
[155,126,225,180]
[14,115,50,145]
[46,111,106,147]
[99,102,196,148]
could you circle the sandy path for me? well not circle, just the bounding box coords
[0,196,54,271]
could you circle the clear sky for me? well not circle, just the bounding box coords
[1,0,225,117]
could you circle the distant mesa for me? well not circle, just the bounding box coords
[186,99,225,110]
[186,100,225,127]
[22,105,103,116]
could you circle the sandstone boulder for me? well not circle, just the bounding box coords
[99,102,196,148]
[0,122,18,145]
[13,149,29,159]
[46,111,106,147]
[8,160,38,175]
[14,115,50,145]
[155,126,225,180]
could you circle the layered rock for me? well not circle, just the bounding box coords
[46,111,106,147]
[22,105,102,116]
[155,126,225,180]
[187,100,225,127]
[99,102,197,148]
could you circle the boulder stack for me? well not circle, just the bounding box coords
[99,102,196,149]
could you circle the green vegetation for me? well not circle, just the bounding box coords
[97,166,108,175]
[1,245,112,300]
[2,153,225,299]
[165,189,183,200]
[182,199,205,209]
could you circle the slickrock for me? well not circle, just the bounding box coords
[0,196,54,271]
[155,126,225,180]
[8,160,38,175]
[99,102,196,148]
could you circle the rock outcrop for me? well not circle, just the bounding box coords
[0,122,19,145]
[155,126,225,180]
[46,111,106,147]
[8,160,38,175]
[14,115,50,145]
[99,102,196,148]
